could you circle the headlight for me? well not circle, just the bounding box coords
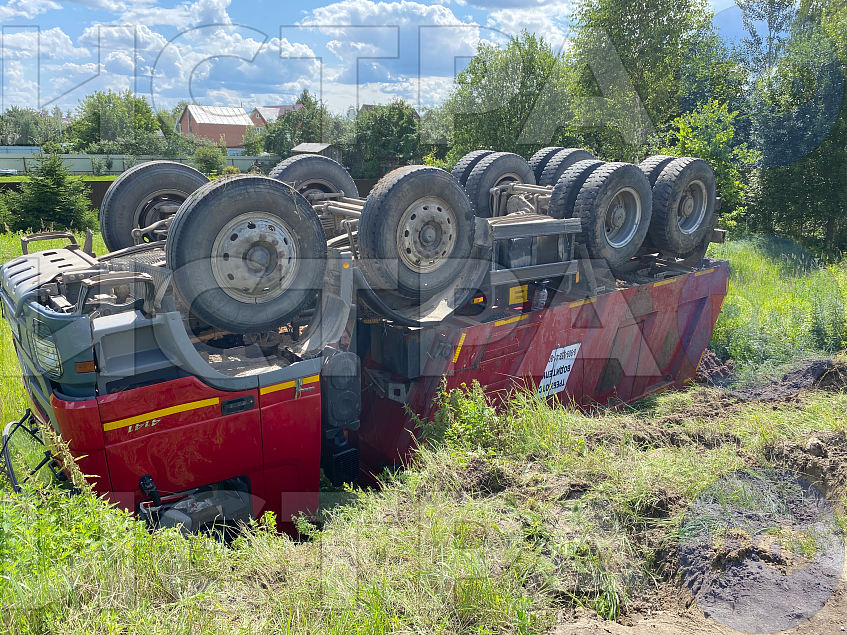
[29,319,62,378]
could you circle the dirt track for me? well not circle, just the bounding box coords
[553,361,847,635]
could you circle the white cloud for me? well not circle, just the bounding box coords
[486,2,571,44]
[2,28,90,62]
[3,60,40,108]
[0,0,61,22]
[119,0,233,28]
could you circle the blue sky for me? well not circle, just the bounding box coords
[0,0,745,115]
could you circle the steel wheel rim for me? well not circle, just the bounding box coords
[396,196,457,273]
[604,186,641,248]
[133,189,185,242]
[211,212,298,304]
[678,179,707,235]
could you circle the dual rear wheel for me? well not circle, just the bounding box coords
[452,148,717,268]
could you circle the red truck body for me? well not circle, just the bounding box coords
[27,259,727,531]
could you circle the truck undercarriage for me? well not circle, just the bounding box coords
[0,149,728,535]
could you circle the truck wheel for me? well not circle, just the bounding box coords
[99,161,208,253]
[269,154,359,199]
[638,155,675,187]
[573,162,653,269]
[166,176,327,334]
[528,147,563,182]
[538,148,597,187]
[358,166,475,301]
[547,160,604,219]
[649,157,716,255]
[451,150,494,186]
[464,152,535,218]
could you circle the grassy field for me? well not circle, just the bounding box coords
[0,233,845,634]
[708,235,847,381]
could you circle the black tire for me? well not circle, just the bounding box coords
[99,161,208,253]
[358,166,475,301]
[538,148,597,187]
[269,154,359,198]
[464,152,535,218]
[166,176,327,334]
[638,155,676,187]
[528,147,563,183]
[451,150,495,186]
[649,157,717,255]
[547,160,604,219]
[573,163,653,270]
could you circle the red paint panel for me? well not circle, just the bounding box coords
[51,392,103,452]
[99,377,262,512]
[258,383,322,531]
[105,408,263,494]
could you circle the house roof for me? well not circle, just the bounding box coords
[291,142,334,153]
[180,105,253,127]
[252,104,303,124]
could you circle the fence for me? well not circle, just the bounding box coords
[0,176,379,212]
[0,154,280,175]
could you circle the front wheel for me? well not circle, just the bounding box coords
[165,176,327,334]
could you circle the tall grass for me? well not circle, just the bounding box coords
[708,235,846,379]
[0,233,846,632]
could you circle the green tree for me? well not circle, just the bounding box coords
[242,125,264,155]
[444,31,563,162]
[7,150,97,231]
[663,101,759,234]
[0,106,65,146]
[350,101,420,178]
[192,141,226,175]
[567,0,717,161]
[737,0,847,254]
[72,89,160,153]
[263,90,351,157]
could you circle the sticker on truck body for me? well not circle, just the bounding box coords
[537,343,581,397]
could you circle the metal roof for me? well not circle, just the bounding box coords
[257,107,283,124]
[291,143,334,153]
[181,105,253,127]
[252,105,303,124]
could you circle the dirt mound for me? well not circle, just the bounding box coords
[730,358,831,401]
[695,350,734,383]
[816,361,847,391]
[766,432,847,502]
[586,421,740,452]
[458,457,512,496]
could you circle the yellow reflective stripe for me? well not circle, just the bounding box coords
[103,397,220,432]
[695,267,715,277]
[570,297,597,308]
[653,277,676,287]
[452,333,466,363]
[260,374,320,396]
[494,314,529,327]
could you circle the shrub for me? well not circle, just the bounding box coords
[220,165,241,176]
[6,151,97,231]
[192,143,226,175]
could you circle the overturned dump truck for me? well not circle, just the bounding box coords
[0,148,728,534]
